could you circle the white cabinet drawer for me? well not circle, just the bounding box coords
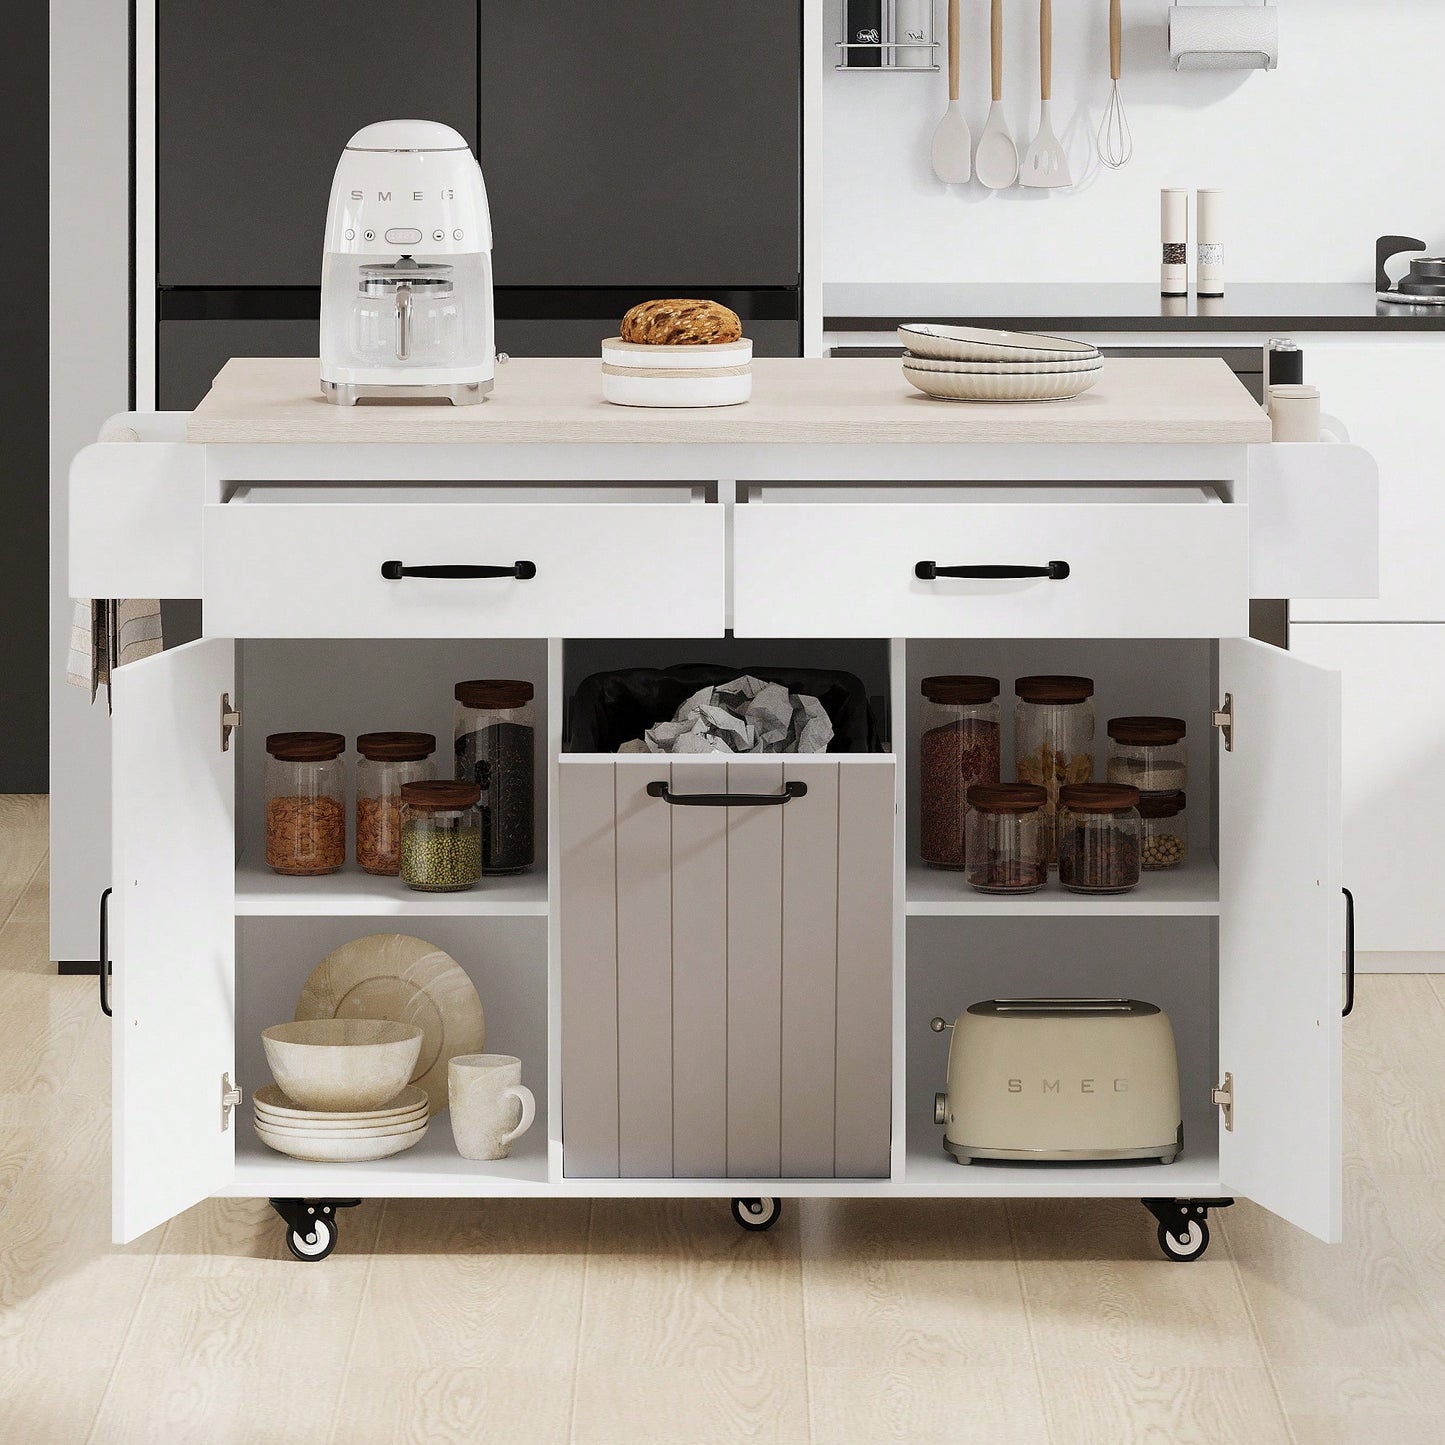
[202,501,725,638]
[732,499,1248,638]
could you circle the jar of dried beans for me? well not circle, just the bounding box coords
[400,780,483,892]
[1056,784,1141,895]
[1138,790,1188,871]
[964,784,1048,894]
[454,680,536,875]
[919,675,1002,869]
[355,732,436,877]
[1106,716,1187,794]
[264,732,346,877]
[1014,676,1095,866]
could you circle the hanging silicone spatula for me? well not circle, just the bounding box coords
[931,0,972,184]
[1020,0,1071,188]
[975,0,1019,189]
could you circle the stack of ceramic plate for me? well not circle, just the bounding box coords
[898,323,1104,403]
[253,1084,429,1163]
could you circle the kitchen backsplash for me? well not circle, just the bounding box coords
[823,0,1445,283]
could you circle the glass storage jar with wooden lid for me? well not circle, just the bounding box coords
[265,732,346,877]
[355,732,436,877]
[1056,783,1141,895]
[1138,790,1188,871]
[399,780,483,893]
[919,675,1001,870]
[1014,675,1095,864]
[1107,716,1187,794]
[964,783,1048,894]
[454,679,535,876]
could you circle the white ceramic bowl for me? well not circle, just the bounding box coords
[898,322,1100,365]
[254,1118,428,1163]
[901,351,1104,375]
[252,1113,428,1140]
[261,1019,423,1113]
[902,364,1104,403]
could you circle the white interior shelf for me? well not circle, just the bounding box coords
[902,1141,1223,1198]
[234,855,549,917]
[905,856,1220,917]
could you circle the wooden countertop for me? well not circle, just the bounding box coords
[186,356,1272,446]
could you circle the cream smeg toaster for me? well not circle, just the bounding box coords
[931,999,1182,1165]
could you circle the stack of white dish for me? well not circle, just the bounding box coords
[257,1019,428,1162]
[253,1083,430,1162]
[898,323,1103,403]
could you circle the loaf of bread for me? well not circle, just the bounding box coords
[620,298,743,346]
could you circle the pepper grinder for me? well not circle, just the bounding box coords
[1161,189,1188,298]
[1197,188,1225,298]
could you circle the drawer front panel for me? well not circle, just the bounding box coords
[559,756,895,1180]
[202,501,725,638]
[733,502,1248,638]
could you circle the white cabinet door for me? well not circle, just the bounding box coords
[1293,341,1445,622]
[733,501,1247,638]
[1218,639,1342,1243]
[111,639,237,1242]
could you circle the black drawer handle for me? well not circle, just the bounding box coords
[381,560,537,581]
[646,780,808,807]
[916,560,1071,581]
[99,887,113,1018]
[1342,887,1356,1018]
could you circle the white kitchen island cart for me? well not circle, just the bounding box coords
[70,356,1378,1262]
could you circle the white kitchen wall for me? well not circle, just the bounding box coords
[822,0,1445,283]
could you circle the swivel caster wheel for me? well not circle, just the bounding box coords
[1157,1218,1209,1262]
[270,1198,359,1263]
[285,1217,336,1262]
[730,1197,782,1232]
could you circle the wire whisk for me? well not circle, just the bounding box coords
[1098,0,1134,169]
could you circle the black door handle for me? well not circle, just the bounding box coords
[99,887,113,1018]
[915,560,1071,581]
[1342,887,1355,1018]
[646,780,808,807]
[381,560,537,581]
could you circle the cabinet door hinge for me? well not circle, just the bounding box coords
[1211,694,1235,752]
[221,1072,243,1130]
[220,693,242,752]
[1211,1072,1235,1131]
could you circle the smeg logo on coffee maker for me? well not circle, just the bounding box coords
[1007,1078,1130,1094]
[349,189,457,202]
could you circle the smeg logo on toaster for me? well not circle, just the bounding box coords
[1007,1078,1130,1094]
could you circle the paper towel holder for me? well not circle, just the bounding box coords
[1169,0,1278,73]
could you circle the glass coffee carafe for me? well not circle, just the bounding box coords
[350,257,463,367]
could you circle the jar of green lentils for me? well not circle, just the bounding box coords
[399,780,483,893]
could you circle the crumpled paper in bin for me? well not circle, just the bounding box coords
[618,675,834,755]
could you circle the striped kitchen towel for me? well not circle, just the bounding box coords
[66,599,164,706]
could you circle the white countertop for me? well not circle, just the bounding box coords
[186,356,1271,447]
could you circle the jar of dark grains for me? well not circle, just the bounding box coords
[1056,784,1141,895]
[454,680,536,875]
[1107,716,1188,794]
[264,732,346,877]
[1014,675,1096,868]
[355,732,436,877]
[1138,791,1188,871]
[399,780,483,892]
[964,784,1049,894]
[919,675,1001,869]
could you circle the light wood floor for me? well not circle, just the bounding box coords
[3,796,1444,1444]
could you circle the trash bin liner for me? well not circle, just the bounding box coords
[568,664,885,754]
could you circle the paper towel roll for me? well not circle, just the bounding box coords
[1169,3,1278,71]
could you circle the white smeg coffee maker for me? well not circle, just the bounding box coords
[320,119,495,405]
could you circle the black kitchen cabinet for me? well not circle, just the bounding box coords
[480,1,801,289]
[158,0,477,287]
[158,320,319,410]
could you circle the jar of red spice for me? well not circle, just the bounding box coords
[355,732,436,876]
[919,676,1002,869]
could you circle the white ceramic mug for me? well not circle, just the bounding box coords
[448,1054,536,1160]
